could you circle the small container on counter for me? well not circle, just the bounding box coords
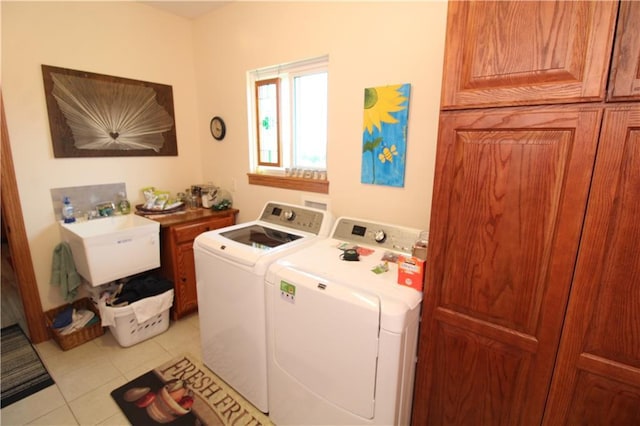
[117,192,131,215]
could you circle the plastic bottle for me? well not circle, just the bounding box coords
[117,192,131,215]
[62,197,76,223]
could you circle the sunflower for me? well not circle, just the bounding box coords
[363,84,408,135]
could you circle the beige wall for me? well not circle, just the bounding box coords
[194,1,447,225]
[2,1,202,309]
[2,1,447,311]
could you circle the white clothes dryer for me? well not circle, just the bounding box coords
[265,217,425,425]
[194,202,333,413]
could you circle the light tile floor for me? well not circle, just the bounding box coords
[1,312,203,425]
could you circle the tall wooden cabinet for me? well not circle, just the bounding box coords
[412,1,640,425]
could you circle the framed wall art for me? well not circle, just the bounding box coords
[361,83,411,187]
[42,65,178,158]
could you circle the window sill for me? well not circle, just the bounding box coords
[247,173,329,194]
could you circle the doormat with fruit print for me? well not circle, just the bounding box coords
[111,353,273,425]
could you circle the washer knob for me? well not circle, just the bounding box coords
[284,210,296,221]
[374,230,387,243]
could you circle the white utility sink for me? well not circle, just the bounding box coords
[59,214,160,286]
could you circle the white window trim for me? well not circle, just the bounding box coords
[246,55,329,175]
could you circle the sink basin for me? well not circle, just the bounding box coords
[59,214,160,286]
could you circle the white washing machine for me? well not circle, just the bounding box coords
[265,217,425,425]
[194,202,333,413]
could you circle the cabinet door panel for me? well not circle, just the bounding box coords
[413,106,602,425]
[543,106,640,425]
[431,323,533,425]
[608,1,640,101]
[441,1,617,109]
[161,212,237,320]
[442,127,573,335]
[175,243,197,316]
[567,373,640,425]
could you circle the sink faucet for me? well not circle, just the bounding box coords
[86,210,100,220]
[96,201,116,217]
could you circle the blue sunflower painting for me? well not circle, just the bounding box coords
[361,83,410,187]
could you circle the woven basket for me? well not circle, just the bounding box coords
[44,297,105,351]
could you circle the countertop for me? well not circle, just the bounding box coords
[135,207,239,228]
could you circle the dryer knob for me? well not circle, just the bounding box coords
[374,230,387,243]
[284,210,296,221]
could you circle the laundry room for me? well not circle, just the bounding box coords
[2,1,446,423]
[5,1,640,425]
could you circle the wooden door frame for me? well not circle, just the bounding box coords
[1,92,48,343]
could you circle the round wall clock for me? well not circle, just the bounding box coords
[210,116,226,141]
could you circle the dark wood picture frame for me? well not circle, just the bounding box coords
[42,65,178,158]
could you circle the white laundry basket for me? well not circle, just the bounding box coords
[101,289,173,347]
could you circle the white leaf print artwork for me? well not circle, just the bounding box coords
[51,72,174,152]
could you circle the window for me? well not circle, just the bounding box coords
[248,55,328,175]
[256,78,281,167]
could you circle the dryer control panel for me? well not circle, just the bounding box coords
[332,217,423,254]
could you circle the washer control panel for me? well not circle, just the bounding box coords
[260,202,329,235]
[332,217,423,254]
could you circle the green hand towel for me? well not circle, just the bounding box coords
[50,242,81,301]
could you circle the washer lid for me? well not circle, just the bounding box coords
[219,224,303,250]
[194,220,316,269]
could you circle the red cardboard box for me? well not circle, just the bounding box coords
[397,256,425,291]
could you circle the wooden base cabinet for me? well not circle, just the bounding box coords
[157,209,237,320]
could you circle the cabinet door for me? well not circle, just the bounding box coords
[607,1,640,101]
[543,106,640,425]
[175,241,198,317]
[441,1,617,109]
[168,214,236,319]
[412,106,602,425]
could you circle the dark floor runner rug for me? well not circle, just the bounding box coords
[1,324,55,408]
